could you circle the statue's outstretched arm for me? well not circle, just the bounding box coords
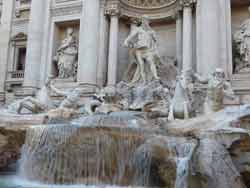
[124,31,138,47]
[50,83,68,96]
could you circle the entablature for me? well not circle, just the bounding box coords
[105,0,193,21]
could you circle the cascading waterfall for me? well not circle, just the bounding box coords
[174,142,197,188]
[18,113,153,186]
[17,113,197,187]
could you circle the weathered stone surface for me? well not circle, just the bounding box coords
[0,105,250,187]
[0,112,47,126]
[229,135,250,187]
[192,138,246,188]
[0,112,47,169]
[0,126,26,170]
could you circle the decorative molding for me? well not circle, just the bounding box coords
[179,0,196,7]
[11,32,27,42]
[106,0,178,20]
[120,0,177,10]
[51,1,82,17]
[105,2,120,16]
[15,0,31,18]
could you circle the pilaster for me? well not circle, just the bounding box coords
[78,0,101,90]
[0,0,15,102]
[106,2,120,87]
[23,0,47,95]
[181,0,196,77]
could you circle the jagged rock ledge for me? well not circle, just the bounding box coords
[0,105,250,187]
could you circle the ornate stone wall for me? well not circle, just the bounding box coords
[0,0,250,104]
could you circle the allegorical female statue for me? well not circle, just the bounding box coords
[124,16,161,84]
[233,9,250,73]
[54,27,78,79]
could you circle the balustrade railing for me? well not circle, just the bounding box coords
[8,71,24,79]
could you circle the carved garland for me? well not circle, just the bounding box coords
[120,0,177,9]
[106,0,179,20]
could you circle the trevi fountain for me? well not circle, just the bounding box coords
[1,0,250,188]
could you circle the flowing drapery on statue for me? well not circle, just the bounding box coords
[233,11,250,73]
[123,16,161,84]
[54,27,78,79]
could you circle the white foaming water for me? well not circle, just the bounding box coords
[174,142,197,188]
[0,175,144,188]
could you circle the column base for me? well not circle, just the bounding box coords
[78,83,100,96]
[15,87,38,97]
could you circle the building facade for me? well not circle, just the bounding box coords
[0,0,250,104]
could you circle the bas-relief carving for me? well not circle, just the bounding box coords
[15,0,31,19]
[53,27,78,80]
[120,0,176,9]
[106,0,178,20]
[233,15,250,73]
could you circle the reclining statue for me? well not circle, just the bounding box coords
[8,79,54,114]
[124,15,161,84]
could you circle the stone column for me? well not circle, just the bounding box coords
[78,0,100,88]
[0,0,15,102]
[196,0,232,79]
[106,7,119,87]
[97,0,109,87]
[182,0,194,77]
[176,10,183,72]
[23,0,46,94]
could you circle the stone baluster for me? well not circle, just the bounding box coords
[78,0,100,89]
[23,0,46,95]
[106,5,120,87]
[181,0,195,77]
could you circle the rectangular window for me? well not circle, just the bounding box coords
[16,47,26,71]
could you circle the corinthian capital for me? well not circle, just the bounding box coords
[105,3,120,16]
[180,0,196,7]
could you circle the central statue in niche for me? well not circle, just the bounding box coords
[124,16,161,84]
[54,27,78,80]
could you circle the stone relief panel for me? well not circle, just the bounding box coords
[120,0,176,9]
[51,0,82,17]
[107,0,178,20]
[15,0,31,19]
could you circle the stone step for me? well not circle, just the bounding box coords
[231,74,250,92]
